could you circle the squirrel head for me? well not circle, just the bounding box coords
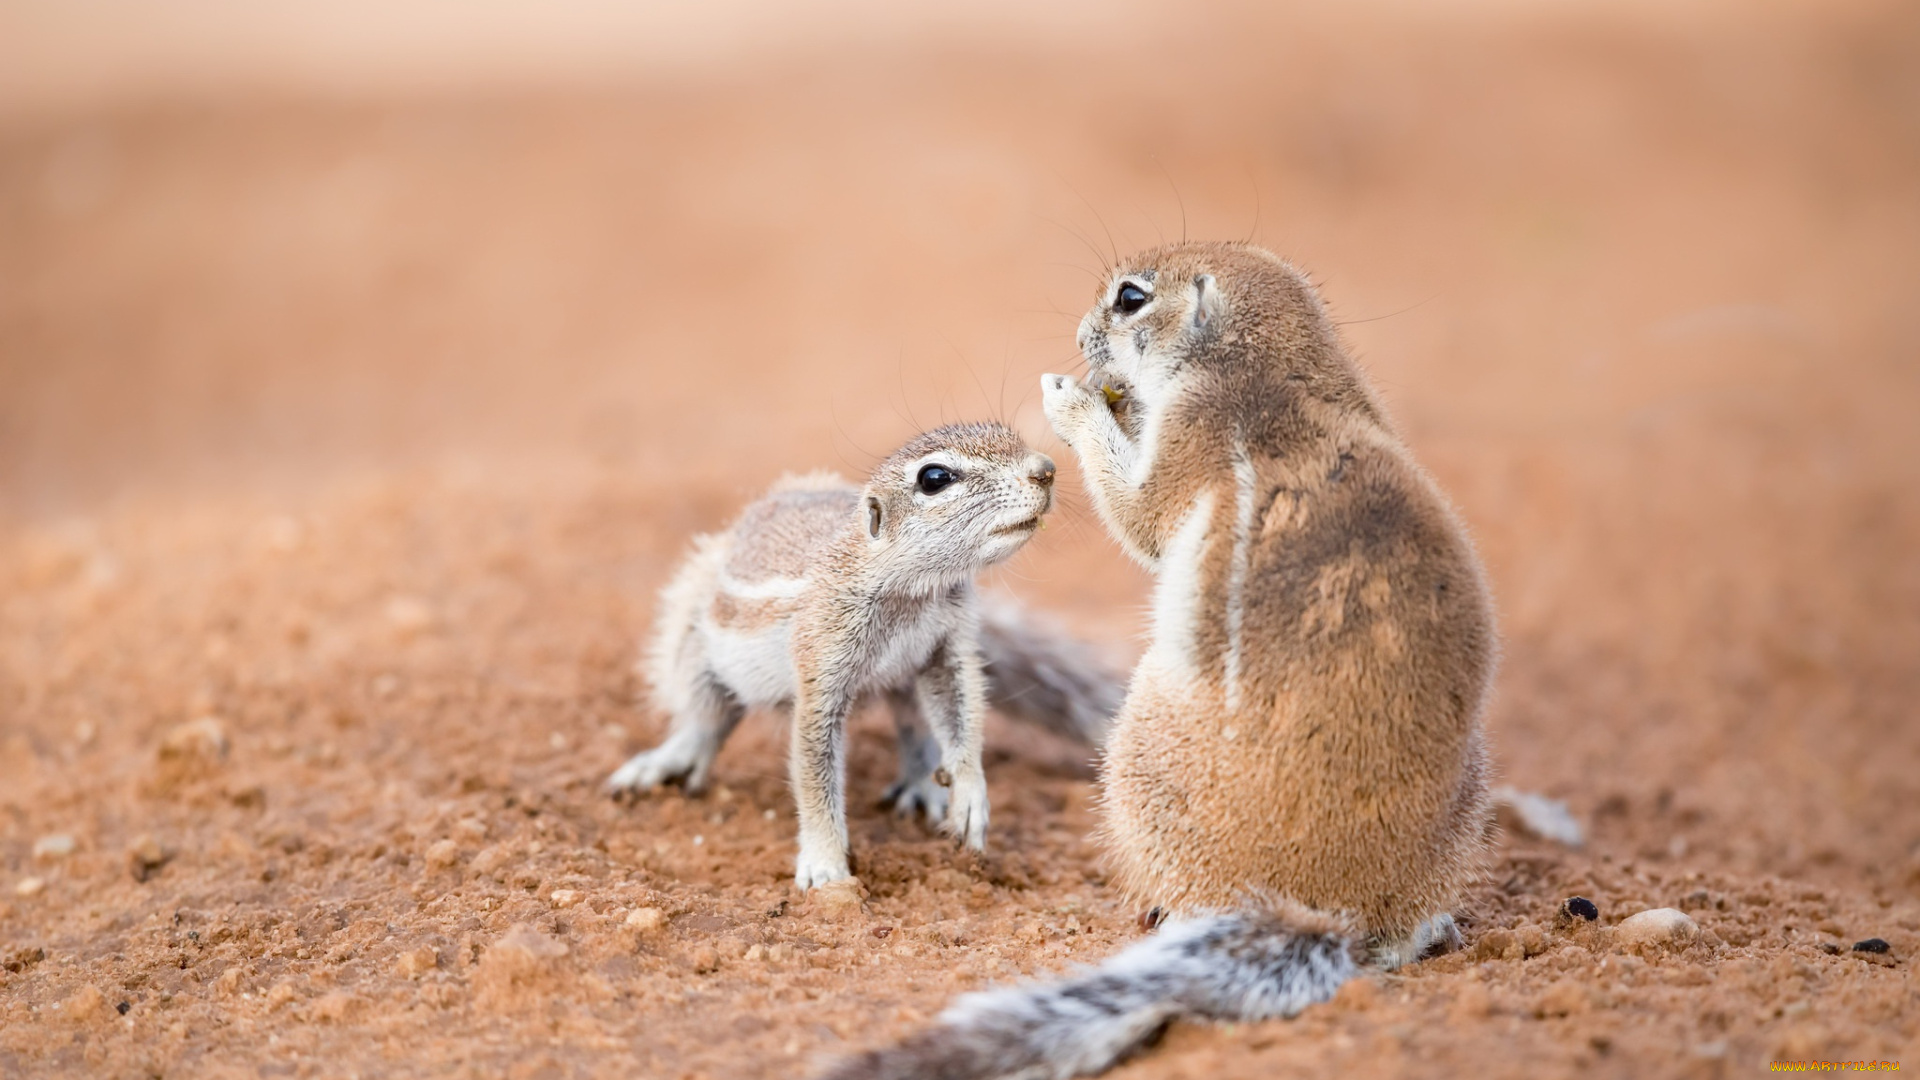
[1076,242,1383,447]
[858,421,1055,588]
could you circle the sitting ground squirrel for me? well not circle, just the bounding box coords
[826,242,1497,1078]
[607,421,1068,889]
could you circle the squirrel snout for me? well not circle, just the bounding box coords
[1028,454,1057,489]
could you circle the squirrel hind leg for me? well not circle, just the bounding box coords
[880,773,950,822]
[607,674,744,799]
[1367,913,1462,971]
[879,686,948,821]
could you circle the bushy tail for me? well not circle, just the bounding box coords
[819,902,1361,1080]
[977,596,1127,747]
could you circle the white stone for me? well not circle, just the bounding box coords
[1614,907,1698,949]
[1493,786,1585,847]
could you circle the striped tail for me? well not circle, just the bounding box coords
[819,902,1361,1080]
[977,596,1127,747]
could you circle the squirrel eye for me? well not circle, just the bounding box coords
[916,464,957,495]
[1114,282,1150,315]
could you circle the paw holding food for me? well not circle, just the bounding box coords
[1041,373,1105,437]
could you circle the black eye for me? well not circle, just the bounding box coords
[916,464,957,495]
[1114,282,1150,315]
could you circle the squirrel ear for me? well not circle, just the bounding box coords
[866,497,884,539]
[1191,274,1221,329]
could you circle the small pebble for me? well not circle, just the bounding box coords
[63,985,106,1023]
[625,907,668,933]
[1471,927,1517,961]
[807,878,867,920]
[394,947,438,978]
[384,596,434,635]
[1533,977,1592,1018]
[1613,907,1698,950]
[489,923,567,964]
[549,889,582,908]
[32,835,77,861]
[473,925,570,1008]
[15,877,46,898]
[1557,896,1599,926]
[311,991,357,1022]
[1492,786,1585,847]
[424,840,461,869]
[128,835,170,883]
[1851,938,1895,965]
[115,1001,130,1016]
[159,717,229,762]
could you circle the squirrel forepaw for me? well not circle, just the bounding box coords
[605,736,713,800]
[942,770,990,852]
[1040,373,1102,443]
[794,846,854,891]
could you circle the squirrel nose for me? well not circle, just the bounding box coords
[1029,454,1056,488]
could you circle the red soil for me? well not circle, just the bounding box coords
[2,2,1916,1076]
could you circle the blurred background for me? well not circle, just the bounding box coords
[6,0,1919,888]
[2,0,1918,1071]
[8,0,1920,905]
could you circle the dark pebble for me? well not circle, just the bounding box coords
[1818,942,1841,955]
[1559,896,1599,923]
[1852,938,1891,954]
[116,1001,130,1015]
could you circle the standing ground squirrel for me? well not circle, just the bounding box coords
[607,421,1073,889]
[826,242,1497,1079]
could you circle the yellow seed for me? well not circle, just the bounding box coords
[1102,386,1126,405]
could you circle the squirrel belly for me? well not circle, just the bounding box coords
[1098,435,1494,941]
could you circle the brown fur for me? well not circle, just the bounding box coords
[1050,242,1495,944]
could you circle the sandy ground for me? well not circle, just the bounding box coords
[3,2,1919,1076]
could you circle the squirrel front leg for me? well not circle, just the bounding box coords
[1042,373,1155,562]
[789,668,855,889]
[917,630,989,852]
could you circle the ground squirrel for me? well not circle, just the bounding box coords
[606,421,1078,889]
[826,242,1497,1078]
